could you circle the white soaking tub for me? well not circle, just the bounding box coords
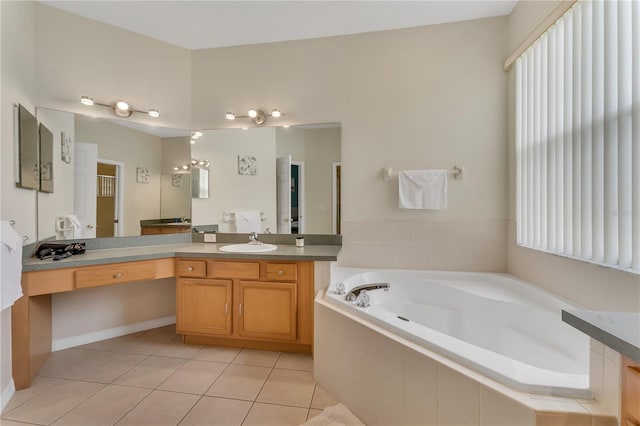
[321,268,591,398]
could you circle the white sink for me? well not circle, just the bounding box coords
[219,243,278,253]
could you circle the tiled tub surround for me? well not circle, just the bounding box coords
[314,275,619,425]
[339,219,508,272]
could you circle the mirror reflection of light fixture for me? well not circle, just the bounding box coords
[80,96,160,119]
[225,107,284,126]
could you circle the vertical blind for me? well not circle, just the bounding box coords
[516,0,640,273]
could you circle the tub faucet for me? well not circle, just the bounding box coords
[345,283,390,302]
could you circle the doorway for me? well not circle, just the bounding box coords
[333,162,341,234]
[291,161,304,234]
[96,159,124,237]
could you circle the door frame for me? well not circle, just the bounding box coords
[97,158,125,237]
[291,160,305,234]
[332,162,341,234]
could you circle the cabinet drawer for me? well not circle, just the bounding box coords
[177,260,206,277]
[207,261,259,279]
[624,359,640,423]
[75,261,156,289]
[265,263,298,281]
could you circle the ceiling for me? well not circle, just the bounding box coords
[38,1,517,50]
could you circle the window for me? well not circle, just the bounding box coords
[515,0,639,273]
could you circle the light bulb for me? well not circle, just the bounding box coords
[115,101,129,111]
[225,112,236,120]
[248,109,257,118]
[198,161,205,165]
[191,131,203,139]
[148,109,160,118]
[271,109,281,118]
[182,165,189,170]
[282,125,290,128]
[80,96,94,106]
[242,127,248,130]
[173,167,179,171]
[190,139,196,145]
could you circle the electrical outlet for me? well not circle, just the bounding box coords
[204,233,217,243]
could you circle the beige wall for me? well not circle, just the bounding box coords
[191,127,277,232]
[75,115,163,236]
[1,0,37,408]
[276,126,341,234]
[36,108,75,239]
[33,3,191,129]
[304,128,340,234]
[505,1,640,311]
[160,137,191,219]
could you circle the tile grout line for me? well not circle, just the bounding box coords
[240,351,282,425]
[44,381,108,426]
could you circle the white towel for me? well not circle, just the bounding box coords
[399,169,448,209]
[1,221,23,311]
[235,211,261,233]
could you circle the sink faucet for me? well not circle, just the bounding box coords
[248,232,261,245]
[345,283,390,302]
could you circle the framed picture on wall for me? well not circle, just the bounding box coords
[172,173,182,187]
[61,132,72,164]
[136,167,150,183]
[238,155,257,176]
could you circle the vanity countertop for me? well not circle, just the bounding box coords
[562,309,640,363]
[22,242,341,272]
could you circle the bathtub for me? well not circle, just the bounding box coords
[321,268,591,398]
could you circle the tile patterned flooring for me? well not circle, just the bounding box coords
[1,325,338,426]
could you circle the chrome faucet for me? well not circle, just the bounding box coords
[345,283,390,302]
[248,232,261,245]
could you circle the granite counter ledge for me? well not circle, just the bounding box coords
[562,309,640,363]
[22,243,341,272]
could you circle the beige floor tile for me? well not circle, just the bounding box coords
[38,349,146,383]
[179,396,251,426]
[153,337,202,359]
[52,384,151,426]
[205,364,271,401]
[113,356,185,389]
[158,360,227,395]
[310,384,338,410]
[192,346,240,363]
[0,420,42,426]
[232,349,280,368]
[2,377,63,413]
[274,353,313,371]
[115,390,198,426]
[256,369,315,408]
[2,380,104,425]
[143,324,177,337]
[307,408,323,421]
[242,403,308,426]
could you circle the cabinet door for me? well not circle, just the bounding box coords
[177,279,232,336]
[237,281,297,341]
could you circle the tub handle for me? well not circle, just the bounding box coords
[355,290,370,308]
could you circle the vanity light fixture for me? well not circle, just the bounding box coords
[224,108,285,126]
[80,96,160,119]
[191,159,210,168]
[191,131,203,139]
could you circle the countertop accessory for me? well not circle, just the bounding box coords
[296,237,304,247]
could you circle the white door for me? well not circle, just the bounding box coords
[276,155,292,234]
[74,143,98,238]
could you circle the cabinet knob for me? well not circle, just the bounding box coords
[114,272,122,278]
[187,266,193,272]
[278,269,284,276]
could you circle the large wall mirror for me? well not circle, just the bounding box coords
[35,107,341,240]
[191,124,341,235]
[36,107,192,240]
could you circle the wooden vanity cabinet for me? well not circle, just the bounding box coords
[175,258,314,353]
[622,356,640,426]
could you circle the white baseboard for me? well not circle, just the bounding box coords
[51,315,176,352]
[1,379,16,414]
